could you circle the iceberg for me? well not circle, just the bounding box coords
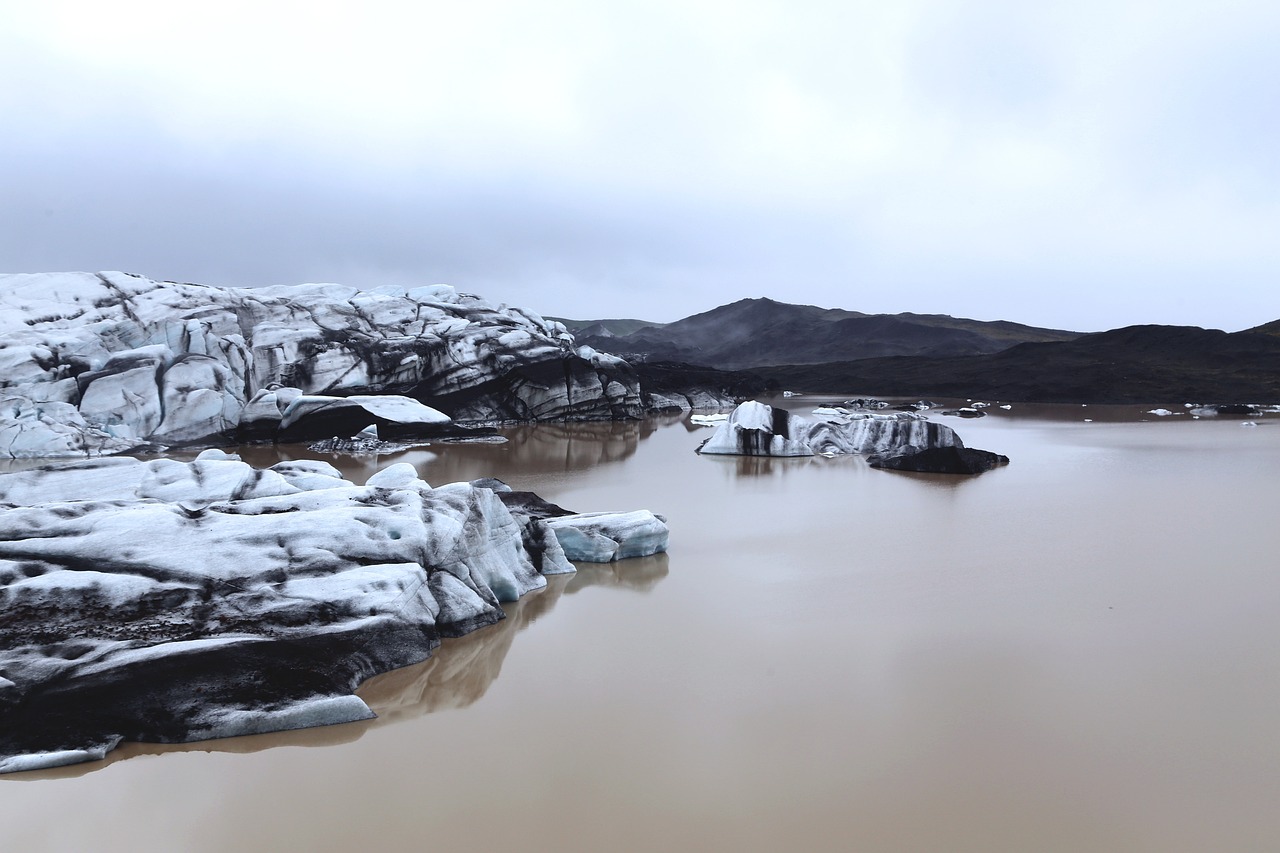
[0,454,666,772]
[545,511,670,562]
[698,400,964,458]
[697,400,1004,474]
[696,400,814,457]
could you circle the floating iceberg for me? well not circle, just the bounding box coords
[696,401,814,457]
[696,400,1003,474]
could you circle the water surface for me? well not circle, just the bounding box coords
[4,402,1279,852]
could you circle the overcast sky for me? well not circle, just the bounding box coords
[2,1,1277,332]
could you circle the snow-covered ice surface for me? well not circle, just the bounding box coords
[0,454,666,773]
[0,272,641,457]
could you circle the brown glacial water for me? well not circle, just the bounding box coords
[4,400,1280,852]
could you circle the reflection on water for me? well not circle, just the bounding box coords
[7,556,669,781]
[362,554,668,723]
[5,408,1280,853]
[356,575,571,724]
[565,553,669,594]
[700,453,817,478]
[229,416,677,488]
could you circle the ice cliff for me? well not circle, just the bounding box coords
[0,452,668,773]
[0,272,641,458]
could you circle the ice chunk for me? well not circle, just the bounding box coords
[546,510,670,562]
[697,401,814,457]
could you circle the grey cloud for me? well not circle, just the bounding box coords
[2,2,1278,333]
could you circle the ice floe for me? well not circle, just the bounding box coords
[0,454,667,772]
[695,400,1006,474]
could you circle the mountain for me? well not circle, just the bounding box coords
[754,323,1280,404]
[572,297,1080,369]
[1249,319,1280,338]
[551,317,664,338]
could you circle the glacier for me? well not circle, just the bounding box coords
[0,272,642,458]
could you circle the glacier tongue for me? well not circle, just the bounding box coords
[0,272,642,458]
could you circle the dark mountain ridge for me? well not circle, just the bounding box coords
[1249,319,1280,337]
[754,323,1280,404]
[574,297,1080,369]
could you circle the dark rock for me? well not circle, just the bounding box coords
[755,323,1280,404]
[632,361,779,412]
[575,297,1078,370]
[869,445,1009,475]
[479,480,577,520]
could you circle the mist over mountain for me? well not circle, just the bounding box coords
[566,298,1080,370]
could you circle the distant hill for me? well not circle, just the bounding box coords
[1249,319,1280,337]
[754,324,1280,403]
[550,317,664,338]
[572,297,1080,369]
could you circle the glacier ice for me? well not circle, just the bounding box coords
[0,271,642,458]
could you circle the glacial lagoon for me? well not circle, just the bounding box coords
[3,400,1279,852]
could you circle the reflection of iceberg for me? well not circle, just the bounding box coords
[230,417,670,486]
[361,554,669,722]
[565,553,669,594]
[700,453,818,478]
[358,575,569,722]
[425,419,658,481]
